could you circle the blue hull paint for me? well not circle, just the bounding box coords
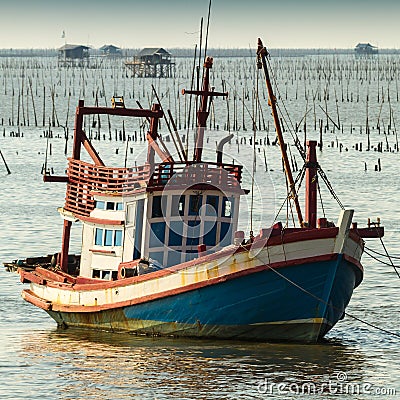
[49,255,361,342]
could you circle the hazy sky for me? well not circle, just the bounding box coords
[1,0,399,49]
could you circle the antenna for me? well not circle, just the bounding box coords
[203,0,212,63]
[186,44,197,161]
[197,17,203,91]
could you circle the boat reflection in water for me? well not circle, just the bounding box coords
[18,328,366,399]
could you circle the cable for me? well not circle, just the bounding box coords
[317,166,345,210]
[245,245,400,339]
[273,165,306,223]
[365,245,400,260]
[266,53,344,211]
[364,249,400,269]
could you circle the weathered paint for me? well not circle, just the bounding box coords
[39,255,358,342]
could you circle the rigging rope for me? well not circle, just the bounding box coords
[267,56,305,159]
[266,54,345,211]
[365,245,400,260]
[273,165,306,224]
[317,180,326,219]
[249,69,260,237]
[317,166,345,210]
[364,249,400,270]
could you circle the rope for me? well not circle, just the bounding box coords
[249,70,260,236]
[273,165,306,224]
[365,245,400,260]
[265,55,344,213]
[377,235,400,278]
[364,249,400,269]
[245,246,400,339]
[267,57,306,160]
[367,224,400,279]
[317,180,326,219]
[317,166,345,210]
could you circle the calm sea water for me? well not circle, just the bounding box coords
[0,55,399,399]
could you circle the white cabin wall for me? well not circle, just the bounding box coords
[80,223,94,277]
[123,201,137,262]
[141,196,151,259]
[232,194,240,237]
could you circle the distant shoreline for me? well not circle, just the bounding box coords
[0,48,399,58]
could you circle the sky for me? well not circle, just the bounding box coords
[0,0,400,49]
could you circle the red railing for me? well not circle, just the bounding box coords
[65,159,151,217]
[149,162,243,191]
[65,160,243,218]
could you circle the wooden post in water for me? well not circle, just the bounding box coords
[0,149,11,174]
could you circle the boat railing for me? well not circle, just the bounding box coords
[64,159,243,217]
[65,159,151,217]
[149,161,243,190]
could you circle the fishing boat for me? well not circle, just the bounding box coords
[13,39,384,342]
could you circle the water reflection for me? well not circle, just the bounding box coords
[16,328,366,399]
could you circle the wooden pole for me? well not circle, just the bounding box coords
[0,149,11,174]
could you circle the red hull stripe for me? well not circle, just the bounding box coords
[343,253,363,273]
[69,228,339,291]
[31,253,341,313]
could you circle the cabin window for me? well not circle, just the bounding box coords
[222,197,233,218]
[205,195,219,216]
[92,269,101,278]
[94,228,123,247]
[186,220,200,246]
[150,222,166,247]
[152,195,166,218]
[95,201,123,211]
[185,250,198,262]
[171,195,185,216]
[106,202,115,211]
[114,230,123,246]
[104,229,113,246]
[203,221,217,246]
[95,201,105,210]
[220,222,232,246]
[95,228,103,245]
[168,221,183,246]
[167,250,181,266]
[92,269,116,280]
[149,251,164,265]
[189,195,202,216]
[127,203,137,225]
[133,199,144,260]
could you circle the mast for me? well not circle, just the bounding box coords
[182,57,227,162]
[257,38,304,227]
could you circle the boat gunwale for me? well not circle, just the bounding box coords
[19,226,343,290]
[24,252,346,313]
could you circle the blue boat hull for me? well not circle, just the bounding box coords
[48,255,361,342]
